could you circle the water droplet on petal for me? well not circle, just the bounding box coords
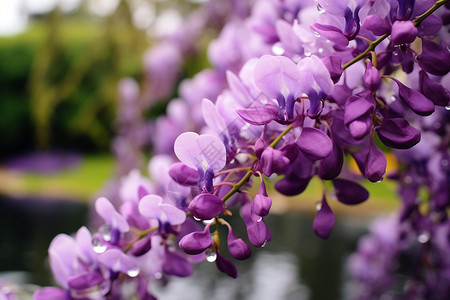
[317,3,325,13]
[304,50,312,57]
[92,237,107,254]
[205,249,217,262]
[445,106,450,111]
[418,232,430,244]
[272,43,285,55]
[312,30,321,37]
[315,201,322,211]
[256,217,263,222]
[376,177,384,183]
[98,224,111,242]
[127,268,140,278]
[390,95,397,103]
[154,272,163,279]
[318,48,324,54]
[261,241,267,248]
[203,218,215,224]
[193,216,202,222]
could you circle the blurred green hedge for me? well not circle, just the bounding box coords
[0,13,146,160]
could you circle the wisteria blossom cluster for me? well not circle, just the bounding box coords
[33,0,449,299]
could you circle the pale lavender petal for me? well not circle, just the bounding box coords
[254,55,302,100]
[202,98,227,134]
[138,195,164,220]
[159,202,187,225]
[313,194,335,239]
[34,287,69,300]
[197,134,227,172]
[297,127,333,160]
[98,248,138,273]
[310,23,349,46]
[95,197,129,233]
[309,55,334,94]
[48,234,77,288]
[174,132,203,170]
[75,226,96,264]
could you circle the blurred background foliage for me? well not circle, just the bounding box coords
[0,0,205,161]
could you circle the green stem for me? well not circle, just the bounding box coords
[342,0,449,71]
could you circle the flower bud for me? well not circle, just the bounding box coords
[259,147,290,176]
[313,194,335,239]
[227,230,251,260]
[251,179,272,218]
[131,235,152,257]
[179,227,213,255]
[168,162,199,186]
[364,61,381,92]
[215,252,237,278]
[364,139,387,182]
[391,21,418,44]
[188,193,223,220]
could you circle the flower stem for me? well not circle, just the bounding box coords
[342,0,449,71]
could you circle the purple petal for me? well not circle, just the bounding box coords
[332,178,369,205]
[375,118,421,149]
[318,141,344,180]
[95,197,129,233]
[241,203,271,247]
[98,248,138,273]
[362,15,390,36]
[253,135,266,159]
[259,147,290,176]
[215,252,238,278]
[364,61,380,92]
[253,55,302,100]
[174,132,226,172]
[344,94,375,125]
[321,56,343,84]
[67,272,103,290]
[391,77,435,116]
[391,21,418,44]
[162,249,193,277]
[236,105,278,125]
[419,71,450,107]
[297,127,333,160]
[227,230,252,260]
[416,39,450,76]
[299,56,334,94]
[139,195,186,225]
[168,162,199,186]
[188,193,223,220]
[417,15,442,37]
[310,23,349,46]
[364,139,387,182]
[131,235,152,257]
[202,98,227,134]
[179,227,213,255]
[34,287,69,300]
[275,176,310,196]
[48,234,77,288]
[313,195,335,239]
[251,179,272,217]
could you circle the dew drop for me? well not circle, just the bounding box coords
[127,268,140,278]
[315,201,322,211]
[304,50,312,57]
[390,95,397,103]
[98,224,111,242]
[376,177,384,183]
[418,232,430,244]
[272,43,285,55]
[312,30,321,37]
[261,241,267,248]
[445,106,450,111]
[256,217,263,223]
[203,218,215,224]
[317,3,325,13]
[205,250,217,262]
[318,48,324,54]
[92,237,107,254]
[193,216,202,222]
[154,272,163,280]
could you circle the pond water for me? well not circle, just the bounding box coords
[0,195,370,300]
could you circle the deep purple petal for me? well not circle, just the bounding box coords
[275,176,310,196]
[416,39,450,76]
[162,249,193,277]
[227,230,252,260]
[188,193,223,220]
[362,15,390,36]
[419,71,450,107]
[215,253,238,278]
[376,118,421,149]
[391,77,435,116]
[313,195,335,239]
[391,21,418,44]
[297,127,333,160]
[251,179,272,217]
[168,162,200,186]
[332,178,369,205]
[321,56,343,84]
[131,235,152,257]
[318,141,344,180]
[259,147,290,176]
[179,227,213,255]
[310,23,349,46]
[364,139,387,182]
